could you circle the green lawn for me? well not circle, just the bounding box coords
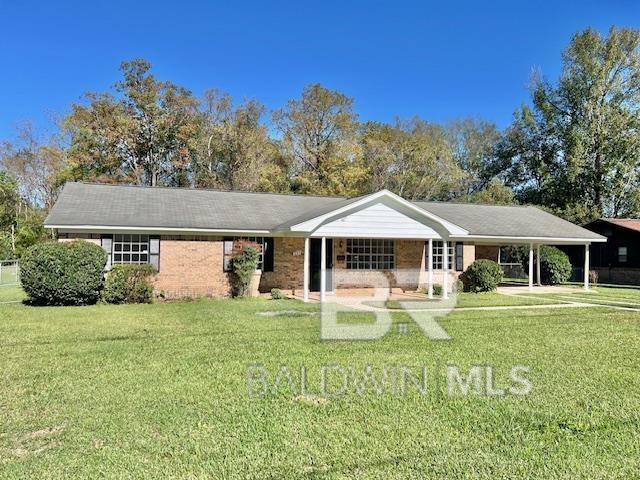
[365,292,564,310]
[1,297,639,478]
[525,285,640,309]
[0,285,26,303]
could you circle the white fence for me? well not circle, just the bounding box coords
[0,260,19,286]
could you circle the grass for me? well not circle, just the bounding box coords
[524,285,640,309]
[365,292,564,310]
[1,295,639,478]
[0,285,26,303]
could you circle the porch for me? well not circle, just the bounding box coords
[294,236,592,303]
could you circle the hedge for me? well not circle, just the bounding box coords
[20,241,107,305]
[463,259,503,292]
[525,245,572,285]
[103,264,156,304]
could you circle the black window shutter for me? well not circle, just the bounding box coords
[101,234,113,270]
[149,235,161,271]
[455,242,464,271]
[263,238,274,272]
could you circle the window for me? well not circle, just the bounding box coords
[346,239,395,270]
[113,234,149,264]
[430,241,455,270]
[223,237,274,272]
[618,246,628,263]
[101,235,160,270]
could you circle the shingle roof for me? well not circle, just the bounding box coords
[595,218,640,234]
[413,201,604,240]
[45,182,605,241]
[45,182,346,231]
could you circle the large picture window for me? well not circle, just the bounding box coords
[113,234,149,264]
[346,238,395,270]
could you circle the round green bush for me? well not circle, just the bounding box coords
[20,241,107,305]
[536,246,572,285]
[270,288,285,300]
[103,264,156,304]
[464,259,503,292]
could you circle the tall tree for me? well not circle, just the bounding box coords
[499,27,640,222]
[360,119,465,200]
[0,122,63,209]
[194,90,289,192]
[446,118,501,195]
[273,84,358,193]
[63,59,202,187]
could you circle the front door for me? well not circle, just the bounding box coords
[310,238,333,292]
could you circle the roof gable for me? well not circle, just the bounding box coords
[286,190,468,236]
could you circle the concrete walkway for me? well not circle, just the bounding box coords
[497,285,579,295]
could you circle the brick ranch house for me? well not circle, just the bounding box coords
[45,182,606,300]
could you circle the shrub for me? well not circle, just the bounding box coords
[522,245,572,285]
[103,264,156,304]
[232,246,260,296]
[20,241,107,305]
[453,279,464,293]
[432,284,443,296]
[539,246,572,285]
[270,288,285,300]
[464,259,503,292]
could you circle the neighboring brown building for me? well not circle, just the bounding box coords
[45,183,606,299]
[581,219,640,285]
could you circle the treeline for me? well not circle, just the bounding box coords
[1,26,640,258]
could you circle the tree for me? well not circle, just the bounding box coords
[0,122,63,209]
[360,118,465,200]
[498,27,640,222]
[0,171,19,231]
[273,84,358,192]
[446,118,501,195]
[193,90,289,192]
[63,59,202,187]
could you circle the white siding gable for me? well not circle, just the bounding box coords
[311,202,442,238]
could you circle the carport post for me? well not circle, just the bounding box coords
[442,239,449,299]
[528,243,534,291]
[536,244,541,286]
[303,237,310,302]
[320,236,326,302]
[427,238,433,299]
[584,243,590,291]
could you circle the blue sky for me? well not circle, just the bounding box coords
[1,0,638,140]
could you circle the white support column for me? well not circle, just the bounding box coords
[442,239,449,299]
[536,244,541,286]
[320,237,326,302]
[528,243,534,291]
[303,237,310,302]
[584,243,590,291]
[427,238,433,299]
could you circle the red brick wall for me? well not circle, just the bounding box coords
[259,237,305,293]
[153,235,233,299]
[59,233,481,297]
[475,245,500,262]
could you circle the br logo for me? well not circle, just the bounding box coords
[320,275,456,341]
